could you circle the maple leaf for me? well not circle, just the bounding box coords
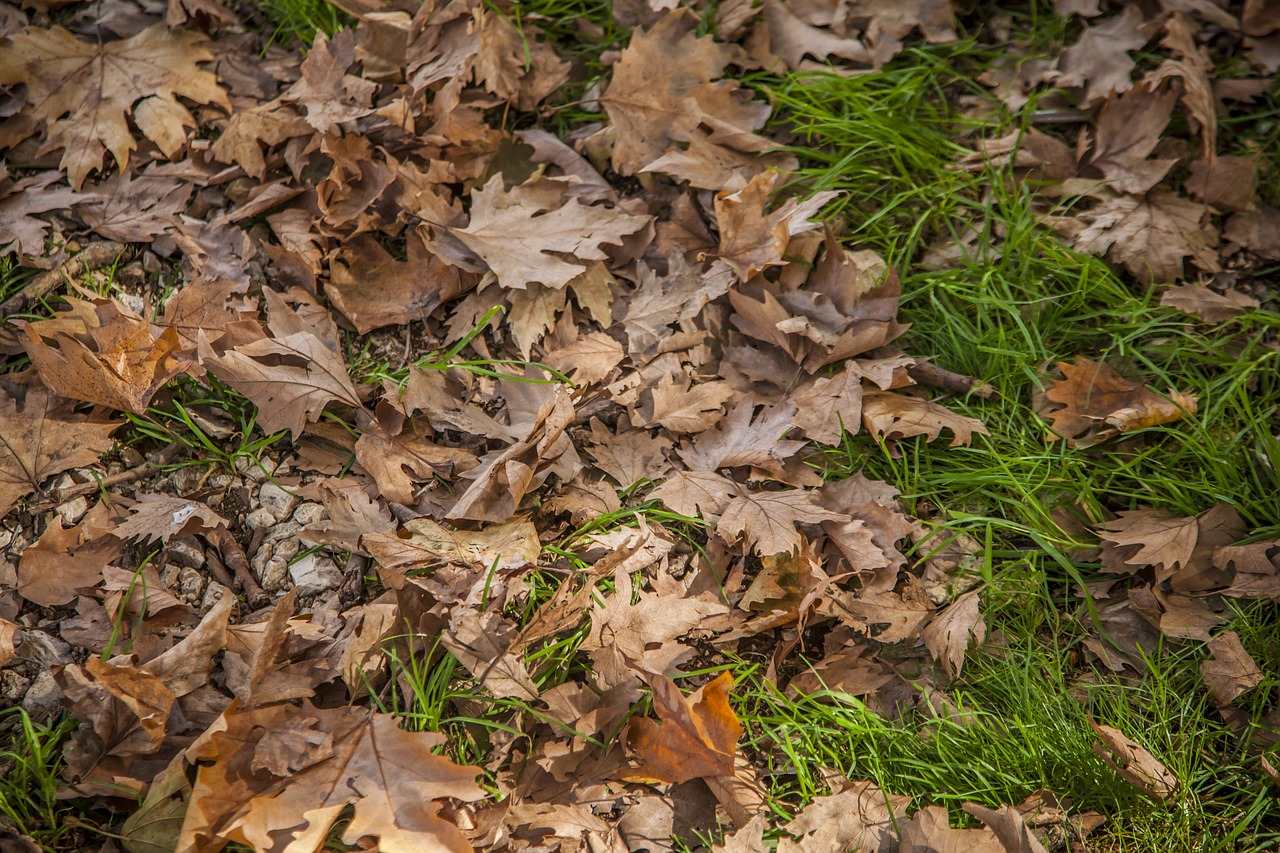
[1072,189,1221,284]
[178,702,484,853]
[1055,6,1155,103]
[72,172,192,244]
[0,172,88,256]
[353,402,477,506]
[1038,357,1197,447]
[717,489,847,555]
[20,298,186,414]
[16,502,120,607]
[0,383,117,516]
[622,670,742,785]
[600,10,774,175]
[637,378,735,433]
[0,24,228,189]
[200,328,363,441]
[777,779,912,852]
[448,176,651,290]
[651,469,740,520]
[821,576,935,643]
[1085,80,1178,194]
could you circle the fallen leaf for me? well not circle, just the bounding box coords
[0,24,228,188]
[1089,718,1178,801]
[897,804,1006,853]
[111,495,229,544]
[638,378,735,433]
[622,670,742,785]
[717,489,847,556]
[362,517,540,574]
[178,703,484,853]
[861,390,988,447]
[921,590,986,676]
[1072,189,1221,284]
[327,231,475,333]
[712,171,837,280]
[1085,80,1178,194]
[1199,630,1262,705]
[1056,6,1156,104]
[449,176,650,291]
[1160,284,1259,322]
[1038,357,1197,447]
[0,383,117,516]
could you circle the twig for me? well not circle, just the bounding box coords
[27,445,181,512]
[0,242,127,317]
[208,526,270,610]
[908,361,997,399]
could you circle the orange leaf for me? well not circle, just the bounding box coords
[622,670,742,785]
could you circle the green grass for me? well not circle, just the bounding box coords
[0,710,84,850]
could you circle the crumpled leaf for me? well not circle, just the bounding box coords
[0,24,228,188]
[177,703,484,853]
[1038,357,1197,447]
[622,670,742,785]
[1199,630,1263,705]
[711,171,837,280]
[362,517,540,573]
[921,590,986,676]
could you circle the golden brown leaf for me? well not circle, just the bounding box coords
[622,670,742,785]
[1038,357,1196,447]
[1089,718,1178,801]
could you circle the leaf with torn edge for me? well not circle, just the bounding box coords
[1039,357,1196,448]
[1089,718,1178,801]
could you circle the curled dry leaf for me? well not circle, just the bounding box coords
[1038,357,1196,447]
[1089,718,1178,801]
[861,390,988,447]
[921,590,986,676]
[361,517,540,574]
[622,670,742,785]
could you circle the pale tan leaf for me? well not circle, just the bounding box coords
[717,489,847,555]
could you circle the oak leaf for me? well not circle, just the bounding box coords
[1056,6,1155,103]
[650,469,740,520]
[200,329,363,441]
[921,590,986,676]
[600,10,774,175]
[1072,189,1220,284]
[0,383,117,516]
[1200,630,1262,705]
[362,517,540,574]
[717,489,847,556]
[449,176,651,290]
[0,24,228,189]
[178,703,484,853]
[585,419,673,488]
[111,494,229,545]
[711,171,837,281]
[20,298,185,414]
[861,390,988,447]
[16,502,121,607]
[1089,718,1178,801]
[637,378,735,433]
[622,670,742,785]
[1038,357,1196,447]
[1159,285,1259,322]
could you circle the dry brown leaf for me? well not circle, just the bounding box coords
[1160,285,1260,321]
[200,328,363,441]
[1039,357,1197,447]
[717,489,847,556]
[1085,80,1178,194]
[822,576,934,644]
[650,469,740,520]
[73,172,192,243]
[0,383,117,516]
[449,176,650,290]
[780,778,912,852]
[542,332,625,386]
[861,390,988,447]
[16,502,120,607]
[961,803,1051,853]
[20,298,186,414]
[1089,718,1178,801]
[353,402,476,506]
[619,256,731,359]
[1200,630,1263,705]
[637,378,735,433]
[600,10,774,175]
[1056,6,1155,104]
[0,24,228,188]
[897,804,1007,853]
[111,494,229,544]
[1072,189,1221,284]
[1185,154,1259,212]
[362,517,540,574]
[712,171,837,281]
[178,703,484,853]
[622,670,742,785]
[921,590,986,676]
[677,399,807,474]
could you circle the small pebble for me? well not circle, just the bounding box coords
[292,502,326,527]
[21,671,63,720]
[259,556,290,592]
[289,554,343,597]
[201,581,232,614]
[178,567,205,602]
[166,537,205,569]
[245,508,276,530]
[258,482,299,522]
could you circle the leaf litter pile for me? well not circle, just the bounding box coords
[0,0,1279,850]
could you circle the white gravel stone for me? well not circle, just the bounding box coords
[21,671,63,720]
[166,537,205,569]
[292,502,326,527]
[55,495,89,525]
[245,508,276,530]
[178,567,205,602]
[258,482,299,522]
[201,581,232,614]
[289,553,343,597]
[260,555,290,592]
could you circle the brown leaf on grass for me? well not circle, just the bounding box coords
[1098,510,1200,575]
[111,494,229,544]
[1160,285,1260,322]
[448,176,651,290]
[0,383,117,516]
[861,390,988,447]
[717,489,847,556]
[542,332,625,386]
[651,469,740,520]
[897,804,1007,853]
[822,575,934,644]
[159,278,256,351]
[1089,718,1178,801]
[0,172,85,256]
[0,24,228,188]
[1055,5,1155,103]
[178,703,484,853]
[921,590,986,676]
[677,399,807,474]
[1085,80,1178,194]
[200,327,363,441]
[961,803,1051,853]
[788,361,865,445]
[1200,631,1263,705]
[1225,206,1280,259]
[711,171,837,280]
[779,778,912,852]
[1072,189,1220,284]
[600,10,775,176]
[622,670,742,785]
[1038,357,1197,447]
[20,298,186,414]
[327,231,475,333]
[585,420,673,488]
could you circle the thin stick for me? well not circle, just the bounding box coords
[0,242,127,317]
[908,361,997,399]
